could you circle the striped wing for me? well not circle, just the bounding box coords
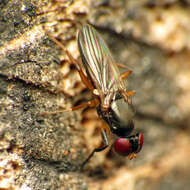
[77,25,122,97]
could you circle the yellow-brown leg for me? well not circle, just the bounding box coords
[127,90,136,97]
[71,98,99,111]
[120,70,132,81]
[41,98,99,116]
[121,90,135,105]
[117,63,128,69]
[44,29,95,92]
[120,70,135,102]
[128,152,137,160]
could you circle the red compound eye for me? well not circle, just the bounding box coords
[136,132,144,153]
[114,133,144,156]
[114,138,131,156]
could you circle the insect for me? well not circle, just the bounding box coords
[46,24,144,168]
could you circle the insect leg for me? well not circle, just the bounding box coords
[44,29,95,92]
[121,90,135,104]
[128,153,137,160]
[62,49,95,92]
[71,98,99,111]
[127,90,136,96]
[120,70,135,101]
[41,98,99,116]
[117,63,128,69]
[81,128,109,169]
[120,70,132,81]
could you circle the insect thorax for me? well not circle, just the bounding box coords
[97,93,135,137]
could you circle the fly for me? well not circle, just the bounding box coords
[44,24,144,168]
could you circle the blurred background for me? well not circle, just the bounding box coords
[0,0,190,189]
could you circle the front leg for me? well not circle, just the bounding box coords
[81,128,109,169]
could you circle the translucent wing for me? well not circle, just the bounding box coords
[77,25,123,99]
